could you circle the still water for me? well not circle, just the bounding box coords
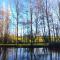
[0,47,60,60]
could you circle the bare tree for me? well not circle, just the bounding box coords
[11,0,22,43]
[29,0,33,44]
[33,0,46,42]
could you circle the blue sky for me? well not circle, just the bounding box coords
[0,0,60,36]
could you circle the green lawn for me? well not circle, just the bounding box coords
[0,43,48,47]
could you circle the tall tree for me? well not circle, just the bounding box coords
[11,0,21,43]
[45,0,51,42]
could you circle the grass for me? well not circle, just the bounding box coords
[0,43,48,47]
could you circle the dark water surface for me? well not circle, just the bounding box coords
[0,47,60,60]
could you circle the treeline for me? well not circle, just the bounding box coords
[0,0,60,44]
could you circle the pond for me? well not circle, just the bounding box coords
[0,47,60,60]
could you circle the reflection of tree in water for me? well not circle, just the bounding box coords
[0,48,2,56]
[1,47,8,60]
[28,48,48,60]
[23,48,47,60]
[26,48,34,60]
[0,48,60,60]
[33,48,49,60]
[14,48,18,60]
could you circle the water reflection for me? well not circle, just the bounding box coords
[0,47,60,60]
